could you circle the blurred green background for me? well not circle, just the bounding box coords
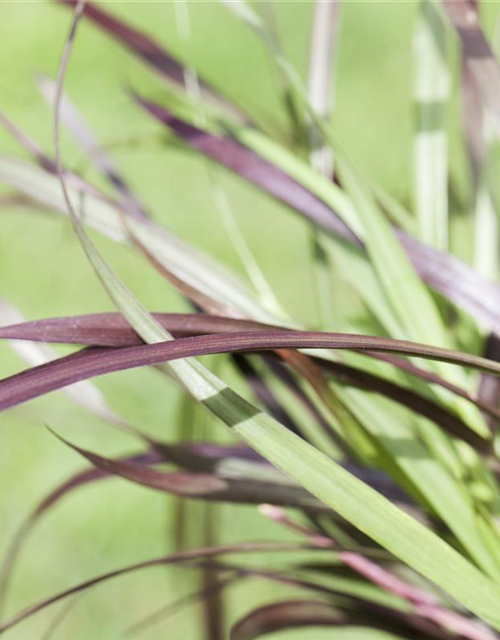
[0,1,456,637]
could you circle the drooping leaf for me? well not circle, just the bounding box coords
[2,331,500,415]
[230,599,432,640]
[0,542,309,635]
[52,432,334,511]
[3,312,500,425]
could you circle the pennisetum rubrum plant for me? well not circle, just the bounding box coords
[1,0,500,638]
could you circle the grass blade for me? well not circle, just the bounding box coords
[230,600,418,640]
[443,0,500,136]
[56,0,249,124]
[133,100,500,335]
[0,330,499,447]
[0,543,307,636]
[4,311,500,424]
[413,0,449,249]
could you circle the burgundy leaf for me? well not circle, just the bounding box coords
[135,96,500,335]
[314,356,490,451]
[135,96,361,246]
[1,331,499,421]
[3,312,497,437]
[0,542,309,636]
[56,0,248,123]
[367,351,500,426]
[0,453,158,620]
[0,313,273,347]
[52,432,332,511]
[443,0,500,136]
[230,599,436,640]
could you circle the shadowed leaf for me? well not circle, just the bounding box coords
[230,599,430,640]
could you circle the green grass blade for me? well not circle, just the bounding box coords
[413,0,450,250]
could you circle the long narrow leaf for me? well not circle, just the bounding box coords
[2,312,500,423]
[443,0,500,136]
[3,331,500,416]
[136,98,500,336]
[413,0,449,249]
[55,0,248,124]
[0,542,308,636]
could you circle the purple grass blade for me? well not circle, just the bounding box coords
[443,0,500,136]
[366,350,500,425]
[55,0,249,124]
[3,312,498,429]
[159,440,414,507]
[0,331,498,433]
[313,356,490,451]
[155,441,265,472]
[232,354,302,435]
[0,452,157,620]
[394,230,500,336]
[54,434,336,512]
[0,542,309,636]
[135,96,361,246]
[478,334,500,431]
[135,96,500,335]
[229,599,441,640]
[51,432,231,495]
[0,313,275,347]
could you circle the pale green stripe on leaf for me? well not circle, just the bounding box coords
[413,0,449,250]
